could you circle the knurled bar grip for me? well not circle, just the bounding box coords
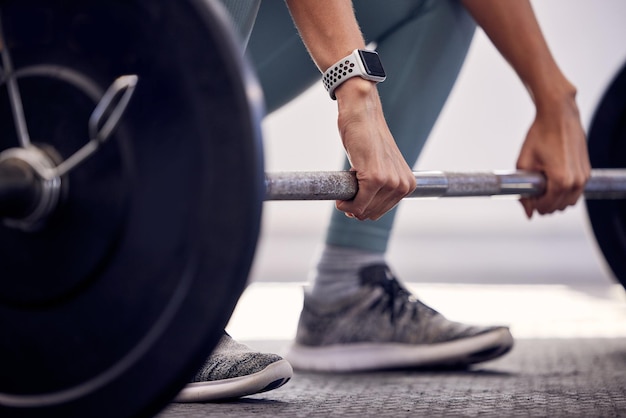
[264,169,626,201]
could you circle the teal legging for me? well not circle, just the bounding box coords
[225,0,476,253]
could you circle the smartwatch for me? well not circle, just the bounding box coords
[322,49,386,100]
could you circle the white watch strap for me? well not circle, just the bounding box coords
[322,50,361,100]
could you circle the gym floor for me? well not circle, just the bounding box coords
[157,226,626,417]
[161,337,626,418]
[158,286,626,417]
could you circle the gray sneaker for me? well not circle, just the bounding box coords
[286,264,513,372]
[174,333,293,402]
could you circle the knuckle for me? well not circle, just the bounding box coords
[368,172,388,188]
[573,175,587,191]
[399,177,416,196]
[384,176,403,191]
[549,176,569,193]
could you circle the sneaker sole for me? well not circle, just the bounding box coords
[286,327,513,372]
[173,359,293,402]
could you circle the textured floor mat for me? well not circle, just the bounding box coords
[159,338,626,417]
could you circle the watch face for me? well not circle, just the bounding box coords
[358,50,386,78]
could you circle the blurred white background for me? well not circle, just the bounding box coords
[248,0,626,286]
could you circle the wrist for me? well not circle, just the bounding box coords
[534,87,579,121]
[334,77,378,103]
[335,78,385,143]
[528,75,578,114]
[335,78,382,125]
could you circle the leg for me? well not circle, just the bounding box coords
[218,0,261,48]
[249,0,513,372]
[248,0,478,260]
[327,0,477,253]
[246,0,320,112]
[313,0,480,304]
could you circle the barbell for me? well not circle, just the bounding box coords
[0,1,624,417]
[264,169,626,200]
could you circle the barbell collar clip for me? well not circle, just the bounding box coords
[0,146,62,230]
[51,75,139,179]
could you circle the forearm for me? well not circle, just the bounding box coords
[462,0,589,216]
[284,0,365,72]
[284,0,383,147]
[284,0,416,220]
[461,0,576,111]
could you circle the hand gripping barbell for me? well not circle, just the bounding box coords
[0,1,624,417]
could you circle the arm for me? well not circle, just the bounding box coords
[284,0,416,220]
[461,0,591,217]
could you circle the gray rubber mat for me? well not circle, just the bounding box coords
[158,338,626,417]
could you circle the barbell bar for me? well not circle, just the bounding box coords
[264,169,626,201]
[6,164,626,225]
[4,157,626,228]
[5,164,626,228]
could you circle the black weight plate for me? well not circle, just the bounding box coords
[586,60,626,290]
[0,1,264,417]
[0,70,128,306]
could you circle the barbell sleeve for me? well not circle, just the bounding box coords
[0,157,41,219]
[264,169,626,201]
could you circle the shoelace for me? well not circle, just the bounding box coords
[368,268,424,324]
